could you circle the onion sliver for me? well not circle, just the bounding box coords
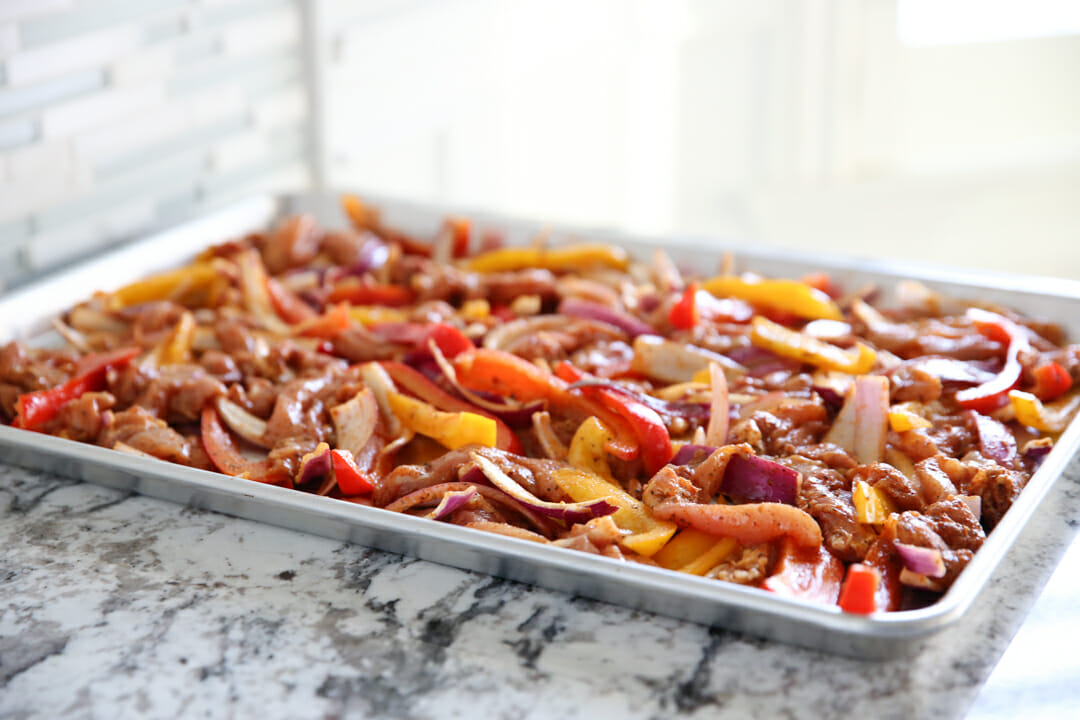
[298,443,333,486]
[426,487,477,521]
[705,363,729,446]
[215,396,269,448]
[895,542,946,579]
[969,410,1017,467]
[631,335,744,384]
[470,452,617,525]
[331,387,378,457]
[557,298,657,338]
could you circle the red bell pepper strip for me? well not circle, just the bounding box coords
[265,276,317,323]
[452,348,638,460]
[1031,361,1072,402]
[669,282,700,330]
[16,346,140,429]
[445,217,471,258]
[837,563,881,614]
[424,323,474,359]
[200,405,290,485]
[669,282,754,330]
[331,448,375,495]
[956,309,1030,413]
[381,361,523,454]
[555,362,673,474]
[761,537,844,605]
[328,278,413,307]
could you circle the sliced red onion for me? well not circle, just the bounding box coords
[721,454,800,506]
[331,388,378,458]
[1022,438,1053,466]
[894,357,997,386]
[342,233,390,275]
[724,346,802,378]
[631,335,745,384]
[811,371,853,411]
[567,379,709,421]
[894,542,946,578]
[215,396,269,448]
[558,298,658,339]
[470,452,617,525]
[671,444,717,466]
[298,443,333,486]
[825,376,889,464]
[425,487,478,521]
[968,410,1017,467]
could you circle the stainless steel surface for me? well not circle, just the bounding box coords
[2,192,1079,659]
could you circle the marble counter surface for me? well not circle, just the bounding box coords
[2,455,1078,720]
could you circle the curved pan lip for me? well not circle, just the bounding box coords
[2,191,1078,659]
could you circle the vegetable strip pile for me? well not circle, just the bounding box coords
[3,194,1078,615]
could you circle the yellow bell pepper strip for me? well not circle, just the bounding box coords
[888,403,932,432]
[15,346,140,429]
[955,309,1029,414]
[347,306,411,326]
[108,262,220,309]
[701,275,843,321]
[1009,390,1080,433]
[678,536,738,576]
[386,390,497,450]
[381,361,523,454]
[652,528,718,570]
[150,311,196,365]
[552,466,678,557]
[852,480,895,525]
[750,316,876,374]
[567,416,616,481]
[463,243,629,274]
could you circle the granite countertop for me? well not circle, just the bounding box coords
[2,455,1078,720]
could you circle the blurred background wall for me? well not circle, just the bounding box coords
[1,0,1078,289]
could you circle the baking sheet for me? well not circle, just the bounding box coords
[2,192,1079,658]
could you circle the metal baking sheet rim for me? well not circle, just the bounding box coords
[1,192,1078,660]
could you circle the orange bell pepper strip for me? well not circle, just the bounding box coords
[750,316,876,374]
[761,537,844,605]
[837,563,882,614]
[296,303,351,339]
[386,390,497,450]
[463,244,629,274]
[555,362,673,475]
[701,275,843,321]
[452,349,639,460]
[328,278,413,307]
[381,361,522,454]
[16,346,141,429]
[266,277,317,323]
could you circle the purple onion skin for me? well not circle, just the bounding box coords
[428,489,477,521]
[720,454,800,506]
[812,384,846,411]
[298,447,333,485]
[1023,442,1052,467]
